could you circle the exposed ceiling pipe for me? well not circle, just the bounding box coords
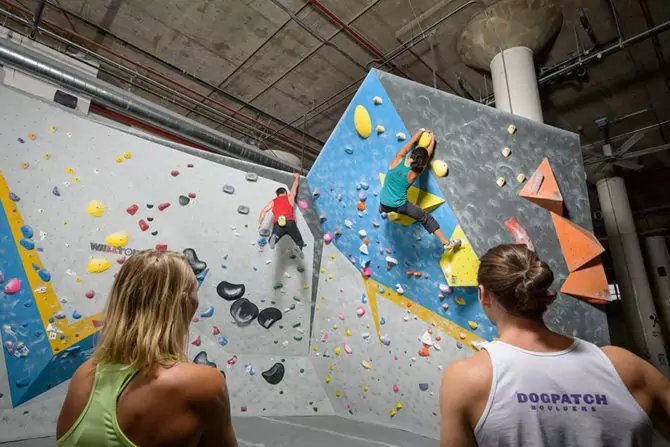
[0,36,299,172]
[637,0,670,91]
[29,0,45,38]
[0,0,317,155]
[582,119,670,151]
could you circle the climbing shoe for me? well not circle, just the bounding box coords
[444,239,462,251]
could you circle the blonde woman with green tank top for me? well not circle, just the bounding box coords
[57,250,238,447]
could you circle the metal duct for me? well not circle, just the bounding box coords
[0,36,299,173]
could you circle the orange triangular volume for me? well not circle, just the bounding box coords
[561,258,611,305]
[551,213,605,272]
[519,158,564,216]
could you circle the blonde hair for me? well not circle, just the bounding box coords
[93,250,197,370]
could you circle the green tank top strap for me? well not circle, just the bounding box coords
[57,363,139,447]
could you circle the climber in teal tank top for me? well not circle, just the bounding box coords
[57,250,238,447]
[379,129,460,252]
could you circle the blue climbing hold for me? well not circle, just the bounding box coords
[48,317,54,323]
[19,239,35,250]
[23,301,33,308]
[65,345,81,353]
[16,377,30,388]
[8,192,20,202]
[72,310,82,320]
[218,336,228,346]
[377,285,385,294]
[54,311,66,319]
[200,306,214,318]
[344,147,353,155]
[419,383,429,391]
[52,186,61,197]
[38,269,51,282]
[361,293,367,304]
[20,225,33,238]
[380,317,386,325]
[32,263,40,271]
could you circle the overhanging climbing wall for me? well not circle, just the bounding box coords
[306,69,609,438]
[0,85,331,442]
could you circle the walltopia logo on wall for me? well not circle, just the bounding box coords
[89,242,141,257]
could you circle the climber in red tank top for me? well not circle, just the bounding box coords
[258,173,306,258]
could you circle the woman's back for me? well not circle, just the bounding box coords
[57,358,234,447]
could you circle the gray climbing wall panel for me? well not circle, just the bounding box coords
[0,85,332,443]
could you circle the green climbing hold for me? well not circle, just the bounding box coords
[300,368,305,373]
[297,266,305,273]
[273,282,283,290]
[293,335,303,341]
[292,322,301,328]
[290,304,296,310]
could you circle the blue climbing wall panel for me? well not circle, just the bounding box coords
[308,71,496,341]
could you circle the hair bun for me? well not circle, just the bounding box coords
[514,260,555,313]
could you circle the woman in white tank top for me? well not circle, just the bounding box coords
[439,244,670,447]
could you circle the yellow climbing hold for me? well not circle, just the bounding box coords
[330,254,336,261]
[328,274,333,280]
[49,126,57,133]
[332,324,338,330]
[73,176,80,183]
[395,402,404,410]
[105,231,129,248]
[455,297,466,306]
[345,329,352,337]
[20,162,30,170]
[389,410,397,418]
[320,267,326,273]
[44,153,51,160]
[115,156,124,163]
[312,345,319,351]
[361,360,372,370]
[325,376,331,384]
[431,160,448,177]
[334,347,342,356]
[354,105,372,139]
[87,258,112,274]
[65,167,75,174]
[303,283,309,290]
[316,305,320,311]
[468,321,479,330]
[86,200,106,217]
[335,389,342,398]
[123,151,132,159]
[75,276,82,283]
[329,364,336,371]
[363,386,369,392]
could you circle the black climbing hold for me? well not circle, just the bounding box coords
[257,307,283,329]
[230,298,259,326]
[179,195,190,206]
[259,228,271,238]
[193,351,226,378]
[261,362,285,385]
[151,230,158,236]
[217,281,245,301]
[147,217,154,222]
[146,204,154,209]
[183,248,207,275]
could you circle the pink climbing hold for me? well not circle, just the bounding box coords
[191,336,201,347]
[170,169,180,177]
[138,219,149,231]
[241,406,248,412]
[338,312,345,321]
[117,257,126,265]
[344,344,353,354]
[298,200,308,210]
[192,317,200,323]
[188,192,196,199]
[393,384,400,393]
[4,278,21,295]
[361,266,372,277]
[356,306,366,317]
[158,202,171,211]
[85,290,95,299]
[212,325,221,335]
[323,232,333,244]
[321,332,329,343]
[227,355,238,366]
[126,204,139,215]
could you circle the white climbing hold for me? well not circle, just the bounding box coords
[473,341,485,351]
[362,332,370,339]
[344,219,353,229]
[403,315,410,322]
[502,147,512,157]
[496,177,506,187]
[507,124,518,135]
[358,229,367,238]
[361,360,373,370]
[385,256,398,265]
[396,132,406,141]
[517,173,526,183]
[420,331,434,346]
[434,343,441,351]
[376,125,385,134]
[395,284,404,295]
[359,244,369,255]
[439,283,451,294]
[373,96,383,105]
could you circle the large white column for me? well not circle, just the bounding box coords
[490,46,544,123]
[644,235,670,345]
[597,177,669,375]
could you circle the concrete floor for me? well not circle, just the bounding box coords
[0,415,437,447]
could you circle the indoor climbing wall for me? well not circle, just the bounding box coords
[306,69,610,438]
[0,85,331,442]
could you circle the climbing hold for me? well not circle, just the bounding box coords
[359,244,369,256]
[218,336,228,346]
[344,219,353,229]
[319,213,328,223]
[517,173,526,183]
[395,402,404,410]
[357,201,366,211]
[70,310,82,320]
[419,345,431,357]
[345,329,352,337]
[54,311,66,319]
[49,125,57,133]
[395,284,404,295]
[179,195,190,206]
[298,200,308,210]
[361,360,373,370]
[393,384,400,393]
[20,161,30,170]
[507,124,518,135]
[38,269,51,282]
[380,335,391,346]
[115,156,124,163]
[86,200,106,217]
[356,306,366,317]
[502,147,512,157]
[258,307,283,329]
[8,192,20,202]
[431,160,448,177]
[216,281,245,301]
[28,132,37,141]
[85,290,95,299]
[496,177,506,187]
[358,192,367,202]
[200,306,215,318]
[419,383,429,391]
[373,96,383,105]
[227,355,238,366]
[19,239,35,251]
[124,151,132,159]
[17,137,24,143]
[4,278,21,295]
[344,344,353,354]
[237,205,250,215]
[222,184,235,194]
[105,232,129,248]
[245,172,258,182]
[170,169,180,177]
[158,202,171,211]
[455,297,466,305]
[389,410,396,418]
[191,336,202,347]
[230,298,259,326]
[441,303,449,311]
[354,105,372,138]
[468,321,479,330]
[212,325,221,336]
[334,347,342,356]
[323,232,333,244]
[87,258,112,273]
[262,362,285,385]
[193,351,217,368]
[183,248,207,275]
[396,132,406,141]
[376,125,385,134]
[138,220,149,232]
[125,204,138,216]
[151,231,159,236]
[187,163,194,168]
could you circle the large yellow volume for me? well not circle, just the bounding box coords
[354,105,372,139]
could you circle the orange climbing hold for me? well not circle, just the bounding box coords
[418,345,431,357]
[561,258,611,305]
[519,158,564,216]
[551,213,605,272]
[357,201,366,211]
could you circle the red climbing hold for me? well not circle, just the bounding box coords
[188,192,196,199]
[158,202,171,211]
[92,319,103,328]
[138,219,149,231]
[170,170,180,177]
[406,271,414,277]
[155,244,168,251]
[117,257,126,264]
[187,163,194,168]
[241,406,248,412]
[126,204,139,215]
